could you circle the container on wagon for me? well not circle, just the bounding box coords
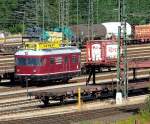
[86,40,119,65]
[102,22,132,39]
[134,24,150,40]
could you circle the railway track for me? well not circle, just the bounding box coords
[8,103,142,124]
[0,95,147,123]
[0,99,41,117]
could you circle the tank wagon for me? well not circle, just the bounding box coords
[69,22,131,44]
[15,47,81,82]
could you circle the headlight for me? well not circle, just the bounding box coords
[33,69,37,73]
[17,69,20,72]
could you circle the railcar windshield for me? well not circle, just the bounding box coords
[16,57,43,66]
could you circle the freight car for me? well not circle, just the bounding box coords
[0,34,23,53]
[81,40,119,74]
[131,24,150,44]
[29,74,150,106]
[0,35,23,82]
[15,46,81,83]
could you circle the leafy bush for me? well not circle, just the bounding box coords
[7,24,24,34]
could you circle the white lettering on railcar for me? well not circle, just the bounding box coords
[91,44,101,61]
[106,44,117,59]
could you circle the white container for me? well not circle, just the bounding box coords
[102,22,132,38]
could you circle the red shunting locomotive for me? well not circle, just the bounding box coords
[15,47,81,82]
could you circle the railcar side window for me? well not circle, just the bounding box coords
[16,58,43,66]
[27,58,43,66]
[72,56,77,63]
[50,57,55,64]
[27,58,35,66]
[56,57,62,64]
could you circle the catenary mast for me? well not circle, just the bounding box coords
[117,0,128,99]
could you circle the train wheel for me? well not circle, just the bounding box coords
[20,78,26,87]
[60,96,64,104]
[108,68,111,71]
[42,96,49,106]
[10,73,15,83]
[98,68,102,73]
[62,78,69,83]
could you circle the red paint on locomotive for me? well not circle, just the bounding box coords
[15,47,81,82]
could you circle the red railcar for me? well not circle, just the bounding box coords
[132,24,150,44]
[15,47,81,82]
[86,40,118,66]
[134,24,150,40]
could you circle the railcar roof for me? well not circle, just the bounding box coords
[15,47,81,56]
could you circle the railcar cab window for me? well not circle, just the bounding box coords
[16,58,43,66]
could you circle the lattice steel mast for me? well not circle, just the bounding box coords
[58,0,70,45]
[117,0,128,99]
[88,0,94,40]
[59,0,69,28]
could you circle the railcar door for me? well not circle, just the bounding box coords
[63,55,70,72]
